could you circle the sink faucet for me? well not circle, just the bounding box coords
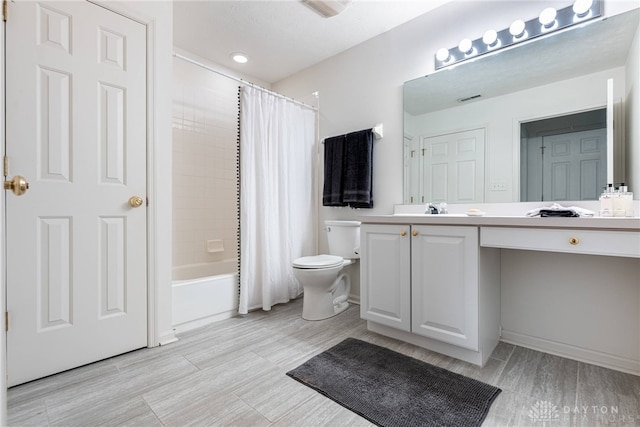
[426,202,447,214]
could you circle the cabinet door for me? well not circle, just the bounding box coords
[360,224,411,331]
[411,225,479,350]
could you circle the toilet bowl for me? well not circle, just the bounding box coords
[293,221,360,321]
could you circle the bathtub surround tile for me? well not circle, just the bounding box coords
[8,298,640,426]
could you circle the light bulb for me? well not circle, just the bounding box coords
[509,19,526,38]
[458,38,473,55]
[573,0,593,17]
[436,48,450,62]
[539,7,557,28]
[482,29,498,47]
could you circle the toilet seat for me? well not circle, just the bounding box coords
[293,255,343,269]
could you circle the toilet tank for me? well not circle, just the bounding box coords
[325,220,361,259]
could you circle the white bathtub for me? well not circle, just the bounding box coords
[172,259,239,333]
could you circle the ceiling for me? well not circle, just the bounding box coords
[173,0,451,84]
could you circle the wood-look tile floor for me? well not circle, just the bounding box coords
[8,299,640,426]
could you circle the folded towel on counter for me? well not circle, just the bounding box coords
[525,203,595,218]
[322,129,374,208]
[539,209,579,217]
[343,129,374,208]
[322,135,347,207]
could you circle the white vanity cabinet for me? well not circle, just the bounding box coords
[361,213,640,373]
[360,224,411,330]
[410,225,479,350]
[360,222,500,366]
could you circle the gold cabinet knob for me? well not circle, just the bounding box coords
[412,230,418,237]
[400,230,407,236]
[129,196,144,208]
[4,175,29,196]
[569,237,579,245]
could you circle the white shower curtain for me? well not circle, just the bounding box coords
[239,86,317,314]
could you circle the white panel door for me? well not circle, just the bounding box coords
[411,225,478,350]
[421,128,485,204]
[360,224,411,331]
[542,129,606,201]
[5,0,147,386]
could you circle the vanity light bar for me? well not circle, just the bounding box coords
[434,0,601,70]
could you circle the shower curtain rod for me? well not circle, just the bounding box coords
[173,52,318,112]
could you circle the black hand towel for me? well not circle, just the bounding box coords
[343,129,374,208]
[322,135,347,207]
[539,209,579,217]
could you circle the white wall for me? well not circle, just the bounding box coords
[273,1,639,301]
[273,0,640,243]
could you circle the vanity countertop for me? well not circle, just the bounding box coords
[360,214,640,231]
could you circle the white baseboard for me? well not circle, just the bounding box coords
[157,330,178,346]
[501,329,640,376]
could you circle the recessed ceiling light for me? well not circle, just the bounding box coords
[231,53,248,64]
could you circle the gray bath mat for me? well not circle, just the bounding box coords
[286,338,501,427]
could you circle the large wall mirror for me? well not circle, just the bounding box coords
[403,8,639,204]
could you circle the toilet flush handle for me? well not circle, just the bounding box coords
[353,246,360,255]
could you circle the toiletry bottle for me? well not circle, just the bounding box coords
[619,183,634,217]
[613,184,625,217]
[599,184,613,217]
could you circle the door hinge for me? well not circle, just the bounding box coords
[4,155,9,178]
[5,312,8,332]
[3,0,7,22]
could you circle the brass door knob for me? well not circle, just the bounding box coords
[4,175,29,196]
[129,196,144,208]
[412,230,418,237]
[569,237,579,245]
[400,230,407,236]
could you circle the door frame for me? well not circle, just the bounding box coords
[1,1,167,418]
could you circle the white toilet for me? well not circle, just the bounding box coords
[293,220,361,321]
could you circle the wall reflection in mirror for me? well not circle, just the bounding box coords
[403,8,639,204]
